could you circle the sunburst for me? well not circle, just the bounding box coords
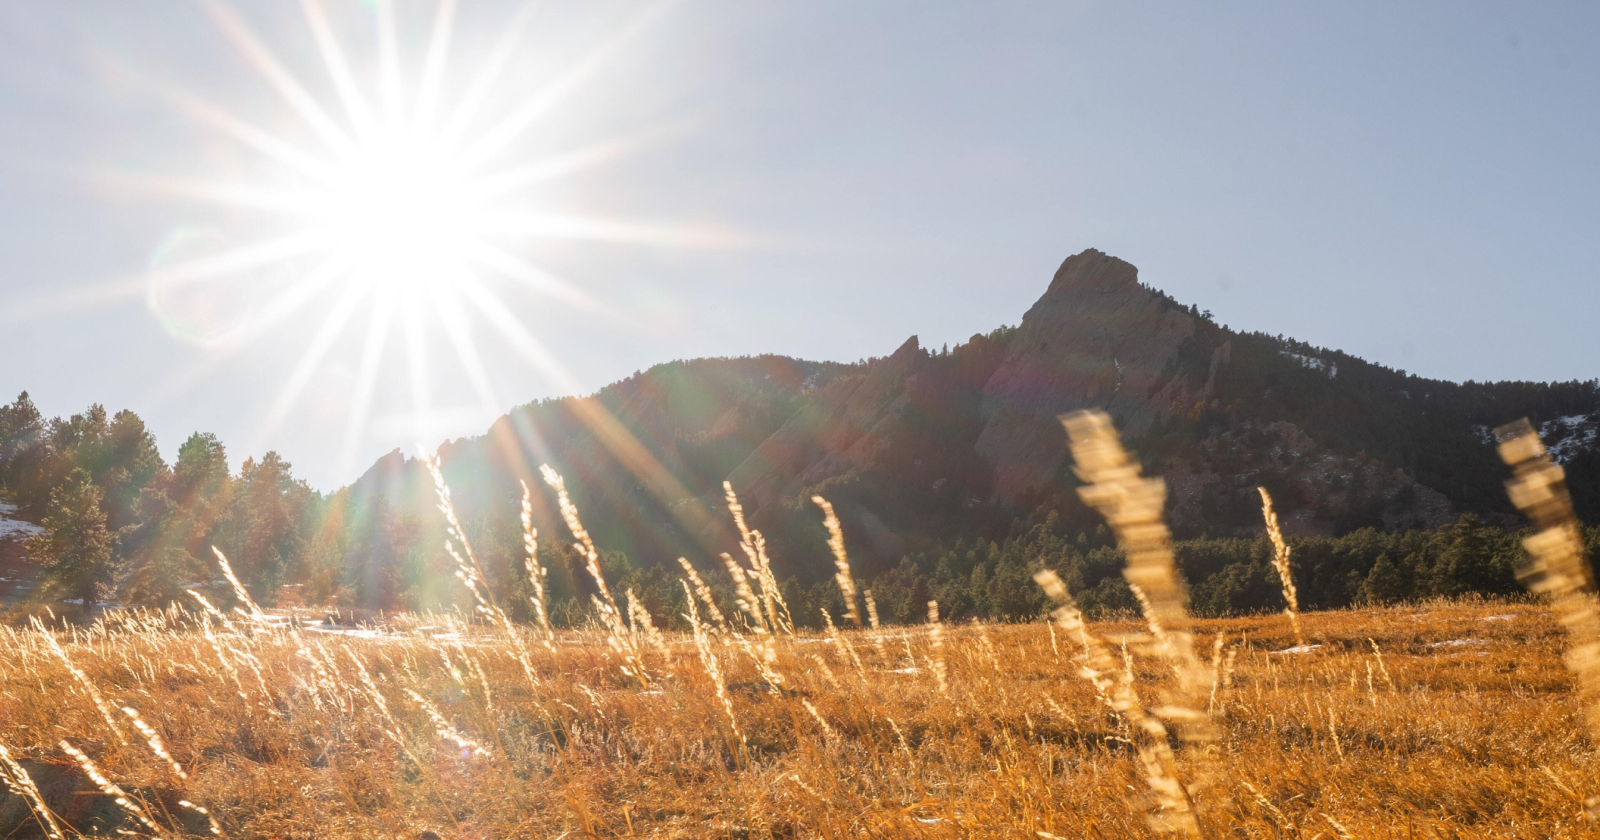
[16,0,753,483]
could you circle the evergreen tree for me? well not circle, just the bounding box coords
[99,410,165,531]
[1432,514,1517,596]
[1357,552,1411,604]
[220,452,309,606]
[0,393,46,512]
[26,469,114,611]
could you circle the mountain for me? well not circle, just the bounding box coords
[341,249,1600,586]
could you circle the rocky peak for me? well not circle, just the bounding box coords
[1044,248,1141,296]
[885,335,922,367]
[975,249,1205,499]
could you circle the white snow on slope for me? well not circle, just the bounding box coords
[1540,415,1599,464]
[0,503,43,541]
[1282,351,1337,379]
[1471,417,1594,462]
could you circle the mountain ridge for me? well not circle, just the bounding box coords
[341,248,1600,587]
[5,247,1598,618]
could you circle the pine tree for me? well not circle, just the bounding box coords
[0,392,46,509]
[27,468,114,612]
[1358,552,1411,605]
[1434,514,1517,596]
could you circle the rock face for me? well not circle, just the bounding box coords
[336,247,1599,583]
[975,249,1204,499]
[728,250,1218,510]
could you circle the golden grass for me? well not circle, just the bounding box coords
[1059,409,1216,836]
[1,416,1593,838]
[2,599,1597,838]
[1257,487,1304,648]
[1498,418,1600,818]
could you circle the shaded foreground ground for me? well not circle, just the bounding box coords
[1,600,1596,838]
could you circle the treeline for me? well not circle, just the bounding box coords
[1,391,1590,626]
[853,510,1600,623]
[0,392,332,608]
[326,506,1592,630]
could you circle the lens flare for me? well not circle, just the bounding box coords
[146,228,257,346]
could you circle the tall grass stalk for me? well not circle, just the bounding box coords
[926,600,949,697]
[1498,418,1600,818]
[725,481,793,634]
[1036,569,1201,836]
[812,495,861,626]
[540,463,647,686]
[1060,411,1215,736]
[519,480,557,654]
[1257,487,1304,647]
[681,579,746,762]
[0,742,64,839]
[59,740,166,838]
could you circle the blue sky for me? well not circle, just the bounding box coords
[1,1,1596,490]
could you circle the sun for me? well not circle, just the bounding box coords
[320,132,480,294]
[12,0,752,480]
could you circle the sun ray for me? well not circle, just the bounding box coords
[297,0,378,142]
[83,168,324,216]
[462,128,677,203]
[336,294,396,480]
[3,229,327,324]
[226,251,354,346]
[453,1,675,175]
[197,0,360,160]
[2,276,149,323]
[455,275,580,393]
[146,228,330,292]
[461,276,723,555]
[159,87,343,185]
[250,279,371,452]
[482,212,766,250]
[435,0,541,154]
[413,0,459,133]
[464,242,610,315]
[139,254,355,411]
[373,0,406,130]
[400,289,435,447]
[431,278,506,426]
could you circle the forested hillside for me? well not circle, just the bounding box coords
[2,250,1595,623]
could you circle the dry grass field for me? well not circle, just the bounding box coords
[1,597,1597,839]
[3,417,1593,839]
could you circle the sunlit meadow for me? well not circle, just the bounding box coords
[2,414,1598,839]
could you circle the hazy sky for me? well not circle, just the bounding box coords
[1,1,1596,490]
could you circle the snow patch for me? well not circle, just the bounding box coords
[0,503,44,541]
[1428,638,1486,648]
[1540,415,1598,464]
[305,625,390,640]
[1481,614,1516,622]
[1273,644,1322,655]
[1282,352,1337,378]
